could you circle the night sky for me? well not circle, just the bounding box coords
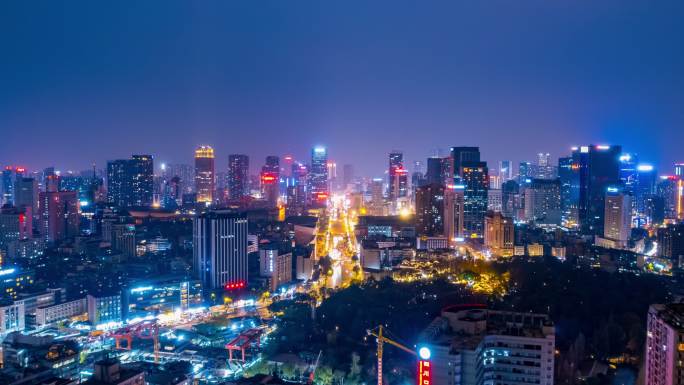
[2,1,683,177]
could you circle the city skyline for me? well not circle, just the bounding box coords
[2,1,684,175]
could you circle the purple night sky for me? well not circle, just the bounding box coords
[1,1,683,177]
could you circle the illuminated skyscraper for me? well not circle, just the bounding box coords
[14,177,38,225]
[39,190,79,242]
[228,154,250,200]
[426,157,446,185]
[106,155,154,208]
[484,211,514,256]
[604,186,632,245]
[260,156,280,207]
[558,157,579,227]
[388,152,408,201]
[1,167,16,205]
[451,147,488,239]
[572,145,621,236]
[498,160,513,182]
[635,164,657,219]
[194,146,215,204]
[193,211,248,292]
[444,184,465,242]
[524,178,562,225]
[308,146,329,204]
[415,183,445,237]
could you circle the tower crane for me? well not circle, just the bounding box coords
[367,325,417,385]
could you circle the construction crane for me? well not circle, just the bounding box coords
[367,325,417,385]
[112,321,160,364]
[308,350,322,384]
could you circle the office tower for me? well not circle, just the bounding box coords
[259,244,293,292]
[444,184,465,242]
[388,151,408,201]
[261,156,280,207]
[164,163,195,193]
[619,153,638,197]
[415,183,445,237]
[498,160,513,182]
[326,160,337,192]
[558,157,579,228]
[14,177,38,225]
[87,293,122,325]
[194,145,215,204]
[635,164,657,218]
[487,189,502,212]
[524,179,562,225]
[450,147,481,179]
[461,162,489,238]
[646,304,684,385]
[39,190,79,242]
[228,154,250,200]
[657,224,684,264]
[533,153,557,179]
[0,206,31,252]
[501,180,520,219]
[484,211,514,256]
[129,155,154,207]
[287,162,307,213]
[426,157,445,185]
[603,187,632,245]
[572,145,622,235]
[369,178,385,216]
[106,155,154,208]
[518,161,532,186]
[1,167,15,205]
[658,176,681,220]
[193,211,248,291]
[675,163,684,178]
[342,164,354,190]
[308,146,329,204]
[421,307,555,385]
[112,223,136,258]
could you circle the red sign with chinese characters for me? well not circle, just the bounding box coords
[418,360,431,385]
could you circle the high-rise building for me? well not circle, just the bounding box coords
[426,157,446,185]
[657,224,684,265]
[498,160,513,182]
[484,211,514,256]
[0,206,31,251]
[603,186,632,245]
[572,145,622,235]
[675,163,684,178]
[259,244,293,292]
[501,180,520,219]
[106,155,154,208]
[342,164,354,190]
[388,152,408,201]
[534,152,557,180]
[646,304,684,385]
[518,161,533,186]
[524,179,562,225]
[444,184,465,242]
[369,178,385,216]
[39,190,79,242]
[1,167,16,205]
[450,147,481,179]
[461,162,489,239]
[261,156,280,207]
[308,146,329,204]
[194,146,215,204]
[658,176,681,220]
[558,157,579,228]
[415,183,445,237]
[14,177,38,226]
[421,307,555,385]
[228,154,250,200]
[193,211,248,292]
[635,164,657,219]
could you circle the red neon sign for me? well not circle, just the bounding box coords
[261,172,277,184]
[418,360,431,385]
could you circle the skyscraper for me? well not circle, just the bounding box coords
[14,177,38,225]
[193,211,248,292]
[388,151,408,201]
[415,183,445,237]
[646,304,684,385]
[498,160,513,182]
[426,157,446,185]
[635,164,657,219]
[451,147,489,239]
[261,156,280,207]
[603,186,632,245]
[106,155,154,208]
[194,146,215,204]
[484,211,514,257]
[524,179,562,225]
[39,190,79,242]
[572,145,622,235]
[1,167,16,205]
[308,146,329,204]
[444,184,465,242]
[228,154,250,200]
[558,156,579,228]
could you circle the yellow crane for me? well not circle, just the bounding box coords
[367,325,417,385]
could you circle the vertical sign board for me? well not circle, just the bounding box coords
[419,360,431,385]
